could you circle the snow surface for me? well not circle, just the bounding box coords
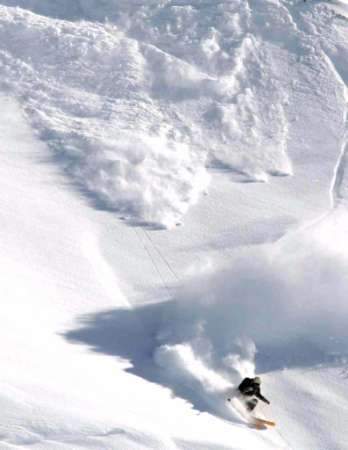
[1,0,348,449]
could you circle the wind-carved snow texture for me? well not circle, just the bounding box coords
[0,2,295,228]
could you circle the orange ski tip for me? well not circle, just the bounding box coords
[253,417,276,427]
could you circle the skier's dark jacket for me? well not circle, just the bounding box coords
[238,378,270,404]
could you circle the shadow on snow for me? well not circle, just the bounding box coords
[63,296,344,422]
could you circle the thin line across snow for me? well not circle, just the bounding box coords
[323,58,348,209]
[331,140,348,208]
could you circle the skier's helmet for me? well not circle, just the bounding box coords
[254,376,261,384]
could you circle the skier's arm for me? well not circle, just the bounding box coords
[256,391,270,404]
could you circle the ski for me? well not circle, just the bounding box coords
[253,417,276,428]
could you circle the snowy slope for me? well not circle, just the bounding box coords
[1,1,348,449]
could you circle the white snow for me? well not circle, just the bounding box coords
[1,0,348,449]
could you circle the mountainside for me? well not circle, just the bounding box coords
[0,1,348,449]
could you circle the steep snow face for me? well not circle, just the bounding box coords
[0,0,303,228]
[0,1,346,227]
[1,1,348,450]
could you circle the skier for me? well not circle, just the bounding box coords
[228,376,270,411]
